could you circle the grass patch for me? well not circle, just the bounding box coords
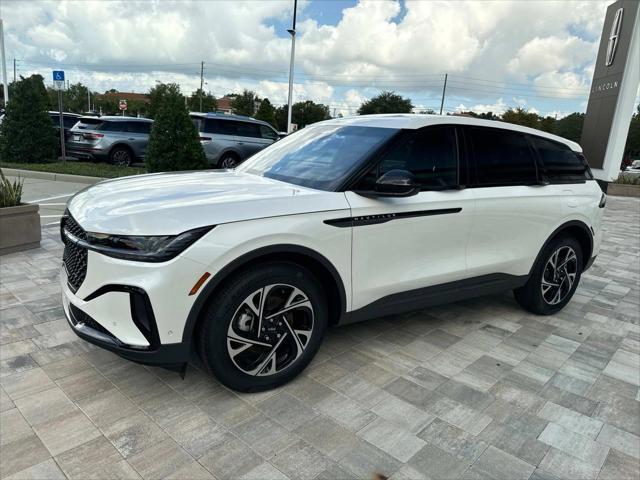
[0,161,146,178]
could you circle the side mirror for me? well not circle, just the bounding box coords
[356,169,420,198]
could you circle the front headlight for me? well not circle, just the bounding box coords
[81,226,214,262]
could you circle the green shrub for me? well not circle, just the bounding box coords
[0,75,57,163]
[0,168,24,207]
[145,83,207,172]
[614,173,640,185]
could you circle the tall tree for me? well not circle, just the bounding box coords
[254,98,277,128]
[357,91,413,115]
[539,116,556,134]
[145,83,207,172]
[275,101,331,131]
[555,113,584,143]
[147,83,172,119]
[188,89,218,113]
[501,107,540,129]
[231,89,257,116]
[0,75,57,163]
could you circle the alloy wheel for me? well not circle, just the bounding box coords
[221,156,238,168]
[227,284,314,376]
[112,149,131,166]
[541,246,578,305]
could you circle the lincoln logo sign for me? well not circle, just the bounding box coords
[606,7,623,66]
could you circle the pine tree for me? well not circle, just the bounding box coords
[145,83,208,172]
[0,75,57,163]
[254,98,277,128]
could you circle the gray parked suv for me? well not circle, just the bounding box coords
[67,116,153,166]
[190,113,279,168]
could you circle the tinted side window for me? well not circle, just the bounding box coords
[467,127,537,186]
[235,121,261,138]
[99,121,126,132]
[127,122,151,134]
[377,126,458,189]
[531,136,588,181]
[260,125,278,140]
[204,119,236,135]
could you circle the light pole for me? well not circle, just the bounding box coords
[286,0,297,133]
[0,19,8,106]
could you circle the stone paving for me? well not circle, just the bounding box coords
[1,196,639,480]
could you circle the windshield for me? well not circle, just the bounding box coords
[237,125,399,190]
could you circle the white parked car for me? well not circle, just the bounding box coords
[622,159,640,179]
[61,114,605,391]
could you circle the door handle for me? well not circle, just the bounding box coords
[236,142,244,145]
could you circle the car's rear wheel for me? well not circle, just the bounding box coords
[197,262,327,392]
[110,146,132,166]
[218,153,240,169]
[514,235,583,315]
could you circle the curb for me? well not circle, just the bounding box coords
[1,168,106,185]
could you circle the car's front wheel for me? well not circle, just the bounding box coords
[514,235,583,315]
[197,262,327,392]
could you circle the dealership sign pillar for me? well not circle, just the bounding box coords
[581,0,640,183]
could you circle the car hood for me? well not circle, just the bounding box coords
[67,170,349,235]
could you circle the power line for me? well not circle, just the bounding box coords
[18,59,591,92]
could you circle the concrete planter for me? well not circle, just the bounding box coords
[0,204,41,255]
[608,183,640,198]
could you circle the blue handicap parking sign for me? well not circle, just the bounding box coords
[53,70,65,81]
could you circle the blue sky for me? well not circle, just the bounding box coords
[3,0,636,118]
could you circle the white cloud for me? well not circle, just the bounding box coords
[507,36,596,76]
[2,0,615,114]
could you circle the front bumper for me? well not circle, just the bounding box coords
[61,268,191,366]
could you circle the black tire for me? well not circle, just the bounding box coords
[514,235,583,315]
[197,262,328,392]
[218,152,240,169]
[109,146,133,166]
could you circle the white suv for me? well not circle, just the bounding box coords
[60,114,605,391]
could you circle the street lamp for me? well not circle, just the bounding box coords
[286,0,297,134]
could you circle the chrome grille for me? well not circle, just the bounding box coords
[61,213,88,292]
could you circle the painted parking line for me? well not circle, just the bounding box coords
[39,202,69,206]
[29,193,75,203]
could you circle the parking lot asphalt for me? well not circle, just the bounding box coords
[7,175,87,227]
[0,195,639,480]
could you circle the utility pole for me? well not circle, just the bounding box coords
[439,73,448,115]
[0,19,8,106]
[13,58,16,82]
[87,88,91,112]
[199,61,204,112]
[286,0,297,133]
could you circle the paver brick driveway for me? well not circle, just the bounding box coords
[1,196,639,480]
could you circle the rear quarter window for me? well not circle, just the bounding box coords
[530,136,590,182]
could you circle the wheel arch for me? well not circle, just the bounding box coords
[216,149,241,165]
[181,244,347,345]
[108,142,134,159]
[530,220,594,275]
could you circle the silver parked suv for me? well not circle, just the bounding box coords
[190,113,279,168]
[67,116,153,166]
